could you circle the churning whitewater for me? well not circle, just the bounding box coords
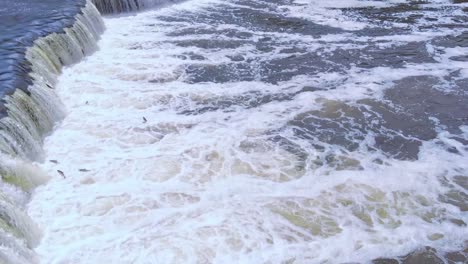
[28,0,467,263]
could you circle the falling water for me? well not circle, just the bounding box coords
[26,0,468,263]
[0,1,104,262]
[91,0,180,14]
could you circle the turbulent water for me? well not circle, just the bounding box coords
[0,0,105,262]
[23,0,468,263]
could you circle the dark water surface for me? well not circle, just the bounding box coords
[158,0,468,162]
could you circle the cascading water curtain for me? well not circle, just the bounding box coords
[0,1,104,262]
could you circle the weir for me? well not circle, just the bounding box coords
[0,0,176,261]
[91,0,177,14]
[0,1,104,262]
[1,0,466,262]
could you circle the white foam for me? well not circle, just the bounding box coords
[29,0,468,263]
[283,0,463,31]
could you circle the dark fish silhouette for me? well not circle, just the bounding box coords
[57,170,65,178]
[143,117,147,123]
[50,160,59,164]
[79,169,91,172]
[85,101,89,105]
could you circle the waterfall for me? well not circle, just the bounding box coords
[0,1,104,161]
[91,0,176,14]
[0,0,184,261]
[0,1,104,262]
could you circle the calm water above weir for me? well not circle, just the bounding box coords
[0,0,87,109]
[1,0,467,263]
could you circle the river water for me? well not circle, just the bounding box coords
[26,0,468,263]
[0,0,86,109]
